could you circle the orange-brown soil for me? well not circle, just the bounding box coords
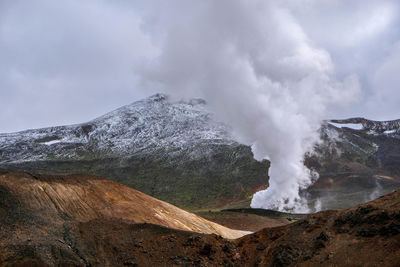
[0,169,243,239]
[1,169,399,266]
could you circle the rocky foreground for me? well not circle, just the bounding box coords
[1,169,399,266]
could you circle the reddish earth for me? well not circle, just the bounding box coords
[1,169,399,266]
[238,190,400,266]
[0,169,243,239]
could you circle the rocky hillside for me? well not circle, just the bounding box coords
[1,169,399,266]
[238,189,400,266]
[330,117,400,134]
[305,119,400,210]
[0,94,269,209]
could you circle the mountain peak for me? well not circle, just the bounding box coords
[147,93,168,102]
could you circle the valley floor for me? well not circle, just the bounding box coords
[196,211,293,232]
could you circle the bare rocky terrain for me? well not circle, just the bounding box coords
[1,169,399,266]
[305,119,400,210]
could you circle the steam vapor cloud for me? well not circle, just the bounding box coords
[139,0,360,212]
[3,0,400,211]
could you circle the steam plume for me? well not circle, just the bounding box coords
[140,0,360,212]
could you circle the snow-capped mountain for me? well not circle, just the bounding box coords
[0,94,234,163]
[0,94,269,209]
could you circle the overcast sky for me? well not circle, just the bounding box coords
[1,0,400,133]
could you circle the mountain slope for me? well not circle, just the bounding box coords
[0,169,244,238]
[0,94,231,162]
[0,169,246,266]
[0,94,269,209]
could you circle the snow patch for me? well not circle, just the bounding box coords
[373,143,379,150]
[328,122,364,130]
[384,129,397,134]
[42,140,62,146]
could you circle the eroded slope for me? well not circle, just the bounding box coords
[0,169,243,239]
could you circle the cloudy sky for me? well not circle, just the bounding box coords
[1,0,400,133]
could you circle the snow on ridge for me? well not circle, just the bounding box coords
[384,129,397,135]
[328,122,364,130]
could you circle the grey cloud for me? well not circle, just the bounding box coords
[2,0,399,129]
[0,0,157,132]
[284,0,400,119]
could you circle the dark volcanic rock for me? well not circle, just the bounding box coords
[237,190,400,266]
